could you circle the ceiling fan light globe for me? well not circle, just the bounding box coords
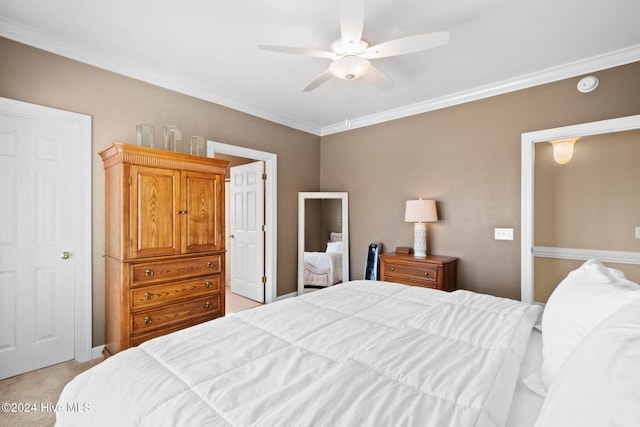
[330,55,371,80]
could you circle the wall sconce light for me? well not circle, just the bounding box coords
[405,198,438,257]
[549,137,580,165]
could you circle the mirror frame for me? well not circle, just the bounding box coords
[521,114,640,303]
[298,192,349,295]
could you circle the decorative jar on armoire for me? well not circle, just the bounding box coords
[99,143,229,356]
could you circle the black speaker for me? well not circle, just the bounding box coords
[364,242,382,280]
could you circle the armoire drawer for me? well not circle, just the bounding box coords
[131,255,222,286]
[130,275,221,310]
[131,295,222,335]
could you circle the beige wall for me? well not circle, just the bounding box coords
[320,61,640,300]
[0,38,321,346]
[3,35,640,346]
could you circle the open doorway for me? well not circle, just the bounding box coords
[521,114,640,303]
[207,141,278,304]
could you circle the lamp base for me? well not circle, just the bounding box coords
[413,222,428,257]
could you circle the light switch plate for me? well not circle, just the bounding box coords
[495,228,514,240]
[636,227,640,239]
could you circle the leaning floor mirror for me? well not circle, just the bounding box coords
[298,192,349,295]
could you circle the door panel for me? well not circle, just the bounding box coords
[230,162,265,302]
[0,110,80,379]
[182,171,223,253]
[130,165,180,258]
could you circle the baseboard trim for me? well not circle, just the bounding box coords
[275,291,297,301]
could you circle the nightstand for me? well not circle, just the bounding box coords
[379,253,458,291]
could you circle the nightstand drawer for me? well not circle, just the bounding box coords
[379,253,458,291]
[385,263,438,283]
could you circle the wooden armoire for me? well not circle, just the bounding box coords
[100,143,229,356]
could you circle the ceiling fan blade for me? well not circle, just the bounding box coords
[362,31,450,59]
[303,69,334,92]
[340,0,364,44]
[363,65,395,90]
[258,44,335,59]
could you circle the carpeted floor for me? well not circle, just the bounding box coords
[0,358,102,427]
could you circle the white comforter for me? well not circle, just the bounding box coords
[57,281,541,427]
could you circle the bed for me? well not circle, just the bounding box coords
[303,232,343,288]
[56,260,640,426]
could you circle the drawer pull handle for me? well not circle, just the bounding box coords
[424,272,429,276]
[144,316,152,324]
[205,281,213,288]
[206,261,214,268]
[390,267,395,271]
[204,301,212,309]
[145,269,154,277]
[144,292,152,300]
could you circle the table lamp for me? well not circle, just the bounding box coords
[405,199,438,257]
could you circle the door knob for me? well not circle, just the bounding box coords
[60,252,71,260]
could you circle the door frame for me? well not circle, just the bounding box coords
[207,141,277,303]
[0,97,93,362]
[520,114,640,303]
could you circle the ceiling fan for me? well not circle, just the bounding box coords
[258,0,450,92]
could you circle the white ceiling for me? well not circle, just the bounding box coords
[1,0,639,135]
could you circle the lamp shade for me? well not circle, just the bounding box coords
[550,137,580,165]
[405,199,438,223]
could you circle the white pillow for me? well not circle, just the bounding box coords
[539,259,640,390]
[534,297,640,426]
[326,241,343,253]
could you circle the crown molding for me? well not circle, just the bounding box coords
[320,44,640,136]
[0,17,322,136]
[2,17,638,138]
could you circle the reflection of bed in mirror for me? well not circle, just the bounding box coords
[304,232,343,288]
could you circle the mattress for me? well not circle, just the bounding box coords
[57,280,541,426]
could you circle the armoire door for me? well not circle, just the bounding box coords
[182,171,224,253]
[129,165,181,258]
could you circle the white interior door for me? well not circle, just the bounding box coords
[230,161,265,302]
[0,99,89,379]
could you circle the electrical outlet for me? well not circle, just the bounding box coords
[495,228,514,241]
[636,227,640,239]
